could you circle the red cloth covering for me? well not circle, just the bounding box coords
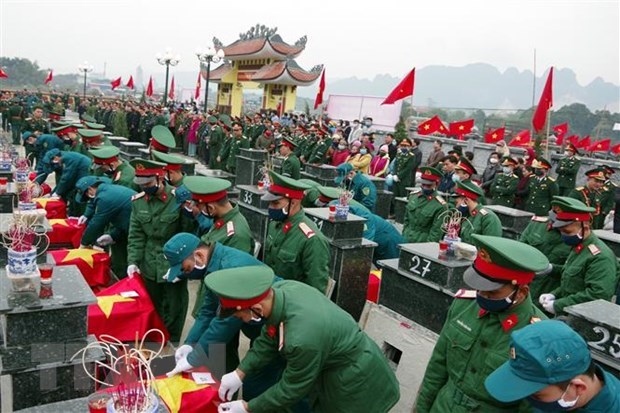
[48,248,110,287]
[88,275,170,343]
[47,218,85,248]
[34,197,67,219]
[367,269,382,303]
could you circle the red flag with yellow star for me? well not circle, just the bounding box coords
[381,68,415,105]
[508,130,531,147]
[417,115,448,135]
[88,275,169,342]
[484,127,505,144]
[34,197,67,219]
[532,67,553,132]
[449,119,475,138]
[153,371,218,413]
[587,138,611,153]
[48,248,111,287]
[47,218,86,248]
[577,135,591,149]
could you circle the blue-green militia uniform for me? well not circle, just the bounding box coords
[45,151,92,216]
[347,171,377,211]
[348,201,405,263]
[127,184,189,342]
[81,183,136,278]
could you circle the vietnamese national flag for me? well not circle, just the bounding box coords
[381,68,415,105]
[0,68,8,78]
[110,76,122,90]
[417,115,447,135]
[532,67,554,132]
[44,69,53,85]
[314,69,326,110]
[566,135,580,146]
[553,122,568,138]
[168,76,175,100]
[577,135,591,149]
[484,127,506,144]
[146,76,154,97]
[48,248,111,287]
[588,138,611,152]
[611,143,620,155]
[194,72,201,99]
[508,130,532,147]
[449,119,474,137]
[126,75,135,90]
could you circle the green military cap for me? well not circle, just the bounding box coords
[152,149,185,171]
[51,120,73,127]
[455,157,477,176]
[261,171,312,202]
[183,175,231,203]
[77,128,104,144]
[297,178,320,188]
[205,265,275,317]
[419,166,443,185]
[207,115,217,124]
[454,180,484,200]
[150,125,176,152]
[218,114,232,130]
[463,234,550,291]
[89,146,120,165]
[485,320,591,402]
[279,136,298,149]
[130,158,167,184]
[584,167,606,181]
[334,163,354,185]
[317,185,341,201]
[501,156,518,167]
[81,114,96,123]
[550,196,595,228]
[163,233,201,282]
[52,124,79,136]
[84,121,106,130]
[531,158,552,170]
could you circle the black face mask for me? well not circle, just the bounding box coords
[103,167,116,177]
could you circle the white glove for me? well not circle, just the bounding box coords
[392,175,400,182]
[50,193,60,199]
[175,344,193,363]
[539,293,555,305]
[96,234,114,246]
[218,371,243,401]
[542,299,556,314]
[162,268,182,283]
[77,215,88,226]
[165,356,193,377]
[127,265,140,278]
[218,400,249,413]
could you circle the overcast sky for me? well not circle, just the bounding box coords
[1,0,618,89]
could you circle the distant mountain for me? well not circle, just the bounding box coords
[295,63,619,113]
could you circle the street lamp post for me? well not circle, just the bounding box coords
[77,62,94,99]
[196,46,225,113]
[156,49,180,106]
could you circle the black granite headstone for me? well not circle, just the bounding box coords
[196,169,236,187]
[304,208,366,241]
[367,176,385,192]
[593,230,620,259]
[0,183,18,213]
[271,156,284,175]
[564,299,620,378]
[107,136,128,148]
[484,205,534,235]
[119,141,146,155]
[394,196,408,223]
[237,202,269,261]
[235,149,268,187]
[237,185,270,210]
[375,190,393,219]
[0,170,13,183]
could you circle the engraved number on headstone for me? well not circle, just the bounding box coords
[243,191,253,205]
[311,216,324,231]
[587,326,620,359]
[409,255,432,278]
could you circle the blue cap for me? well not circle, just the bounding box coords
[484,320,591,402]
[334,163,354,185]
[22,131,33,141]
[42,148,62,165]
[173,184,192,206]
[75,176,111,203]
[163,233,201,282]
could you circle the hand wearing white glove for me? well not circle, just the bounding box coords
[538,293,555,305]
[162,268,182,283]
[127,265,140,278]
[96,234,114,246]
[175,344,193,363]
[392,174,400,182]
[165,356,193,377]
[218,371,243,401]
[77,215,88,226]
[542,299,556,315]
[50,193,60,199]
[218,400,249,413]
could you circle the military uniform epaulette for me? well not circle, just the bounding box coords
[411,188,422,194]
[479,208,488,215]
[548,176,556,182]
[588,244,600,256]
[131,192,145,201]
[454,289,476,299]
[512,174,518,178]
[299,222,316,239]
[435,195,446,205]
[531,216,548,222]
[575,186,584,191]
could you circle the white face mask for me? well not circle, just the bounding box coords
[194,254,206,270]
[489,158,498,164]
[564,151,572,157]
[360,149,368,155]
[338,144,346,150]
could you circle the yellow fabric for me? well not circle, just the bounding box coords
[62,248,100,269]
[152,375,208,413]
[96,295,135,318]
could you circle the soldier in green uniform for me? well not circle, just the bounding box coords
[152,150,186,187]
[206,116,225,169]
[402,166,448,242]
[455,180,502,244]
[490,157,519,207]
[525,158,559,216]
[0,95,9,132]
[89,146,138,191]
[149,124,176,154]
[306,127,332,164]
[599,166,616,228]
[278,136,300,179]
[261,171,330,293]
[217,117,234,171]
[568,167,605,229]
[8,99,25,144]
[126,159,189,343]
[76,129,106,157]
[212,266,400,413]
[225,121,251,174]
[538,196,620,315]
[334,163,377,211]
[74,176,136,278]
[22,105,50,158]
[555,143,581,196]
[299,124,319,164]
[416,234,548,413]
[388,137,417,198]
[519,209,571,303]
[184,175,254,317]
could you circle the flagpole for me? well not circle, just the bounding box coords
[545,109,551,159]
[530,48,536,139]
